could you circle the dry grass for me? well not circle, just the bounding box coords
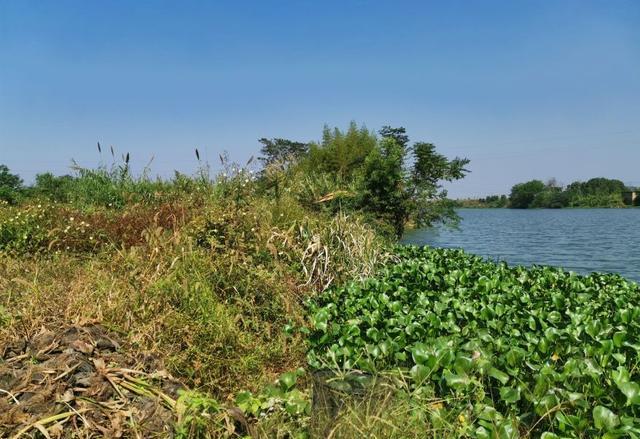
[0,167,396,437]
[0,185,389,398]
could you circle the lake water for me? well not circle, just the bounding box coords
[402,208,640,283]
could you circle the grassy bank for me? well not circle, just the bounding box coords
[0,165,390,389]
[1,123,468,437]
[4,183,640,438]
[2,130,639,437]
[3,166,640,437]
[0,159,394,437]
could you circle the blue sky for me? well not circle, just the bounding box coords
[1,0,639,197]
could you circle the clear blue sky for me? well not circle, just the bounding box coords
[1,0,639,197]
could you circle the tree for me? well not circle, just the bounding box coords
[305,122,377,180]
[525,178,567,208]
[530,189,568,208]
[33,172,75,202]
[359,127,469,237]
[258,137,309,201]
[378,126,409,148]
[0,165,23,204]
[582,177,625,195]
[509,177,628,208]
[258,138,308,167]
[509,180,546,208]
[258,123,470,237]
[359,137,408,236]
[409,141,470,229]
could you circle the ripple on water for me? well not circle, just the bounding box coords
[402,208,640,283]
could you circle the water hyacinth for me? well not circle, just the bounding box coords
[307,245,640,437]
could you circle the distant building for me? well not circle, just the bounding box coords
[623,190,638,205]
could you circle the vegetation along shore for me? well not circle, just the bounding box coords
[2,124,640,438]
[456,178,639,209]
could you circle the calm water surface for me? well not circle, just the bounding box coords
[403,209,640,283]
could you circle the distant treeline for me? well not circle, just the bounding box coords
[457,177,639,208]
[455,195,509,208]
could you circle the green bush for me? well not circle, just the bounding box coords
[0,204,51,252]
[0,165,23,205]
[509,177,628,209]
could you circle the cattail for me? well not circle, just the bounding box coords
[246,155,254,165]
[219,154,224,164]
[125,152,130,164]
[110,145,115,157]
[195,148,200,161]
[97,142,102,153]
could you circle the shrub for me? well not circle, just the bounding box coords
[0,165,23,205]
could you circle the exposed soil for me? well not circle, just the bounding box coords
[0,324,186,438]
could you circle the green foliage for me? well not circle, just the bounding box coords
[509,177,629,209]
[0,165,23,205]
[175,391,224,438]
[379,125,410,148]
[457,195,508,208]
[66,165,166,208]
[357,131,470,237]
[412,142,469,186]
[16,155,180,209]
[0,305,10,328]
[0,204,51,252]
[235,368,310,418]
[304,122,377,180]
[568,193,625,208]
[173,370,311,438]
[2,122,467,240]
[308,245,640,437]
[258,137,308,167]
[530,188,568,209]
[254,123,469,238]
[408,141,470,230]
[31,172,76,202]
[509,180,546,208]
[568,178,627,196]
[358,137,408,237]
[290,169,360,213]
[173,370,310,438]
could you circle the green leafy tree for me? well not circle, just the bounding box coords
[409,141,470,229]
[258,137,308,201]
[359,127,469,237]
[258,123,469,236]
[378,125,409,148]
[509,180,545,208]
[359,137,407,236]
[582,177,625,195]
[258,138,308,167]
[305,122,377,180]
[510,177,627,208]
[480,195,509,207]
[528,181,566,208]
[33,172,75,202]
[0,165,23,204]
